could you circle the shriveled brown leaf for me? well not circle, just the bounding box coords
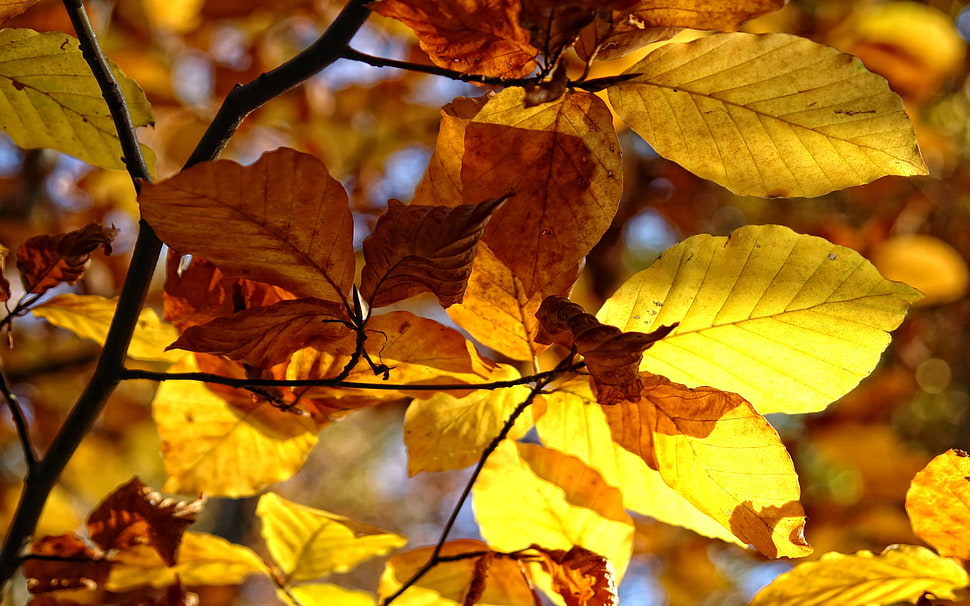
[520,0,637,59]
[906,449,970,560]
[0,243,10,302]
[24,534,110,594]
[533,545,618,606]
[16,223,118,295]
[359,196,508,308]
[371,0,538,78]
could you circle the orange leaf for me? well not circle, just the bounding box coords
[24,534,110,594]
[520,0,638,59]
[15,223,118,295]
[906,449,970,560]
[533,545,618,606]
[359,196,508,309]
[0,1,43,25]
[536,296,674,404]
[139,147,355,303]
[627,0,783,30]
[86,477,204,566]
[371,0,538,78]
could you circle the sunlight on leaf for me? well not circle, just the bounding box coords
[257,492,406,583]
[750,545,969,606]
[0,29,154,172]
[905,449,970,561]
[597,225,922,414]
[627,0,784,30]
[280,584,376,606]
[608,32,926,197]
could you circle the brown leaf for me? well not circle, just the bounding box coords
[463,551,494,606]
[533,545,618,606]
[906,449,970,560]
[87,477,205,566]
[0,0,43,25]
[0,243,10,302]
[536,296,674,404]
[359,196,508,309]
[371,0,539,78]
[15,223,118,295]
[24,534,110,594]
[627,0,783,30]
[520,0,637,59]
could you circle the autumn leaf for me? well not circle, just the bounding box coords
[533,545,618,606]
[597,224,922,414]
[519,0,637,60]
[16,223,118,296]
[0,0,42,25]
[536,295,675,404]
[257,492,405,583]
[906,449,970,561]
[0,243,10,302]
[281,584,377,606]
[359,195,508,309]
[626,0,783,30]
[139,147,355,304]
[749,545,969,606]
[371,0,538,78]
[607,32,927,197]
[24,534,111,594]
[0,29,154,172]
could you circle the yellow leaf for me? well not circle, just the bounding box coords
[473,441,633,578]
[870,235,968,306]
[153,355,318,497]
[627,0,784,31]
[31,293,180,363]
[142,0,203,32]
[107,532,269,591]
[536,379,744,546]
[404,364,534,475]
[257,492,406,583]
[0,29,155,173]
[279,584,376,606]
[597,224,922,414]
[607,32,926,197]
[906,449,970,561]
[750,545,969,606]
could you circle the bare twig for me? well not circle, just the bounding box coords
[0,370,37,470]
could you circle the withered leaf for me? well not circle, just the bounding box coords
[532,545,618,606]
[627,0,783,30]
[537,296,674,404]
[16,223,118,295]
[24,534,110,594]
[359,196,508,309]
[0,243,10,302]
[521,0,637,59]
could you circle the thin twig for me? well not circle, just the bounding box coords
[0,370,37,470]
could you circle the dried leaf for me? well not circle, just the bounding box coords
[0,243,10,302]
[0,0,43,25]
[626,0,783,30]
[906,449,970,560]
[16,223,118,295]
[359,196,508,308]
[24,534,110,594]
[533,545,618,606]
[519,0,637,61]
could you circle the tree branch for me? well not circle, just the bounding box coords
[0,370,37,470]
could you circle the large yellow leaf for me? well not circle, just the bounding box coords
[473,441,633,578]
[607,32,926,197]
[153,355,318,497]
[31,293,180,362]
[906,449,970,561]
[256,492,406,583]
[281,584,376,606]
[0,29,154,172]
[536,379,743,545]
[139,147,355,303]
[597,225,922,414]
[750,545,969,606]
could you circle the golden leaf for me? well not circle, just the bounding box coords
[280,584,376,606]
[870,235,968,306]
[906,449,970,561]
[626,0,783,30]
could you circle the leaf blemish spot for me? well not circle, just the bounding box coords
[828,253,836,260]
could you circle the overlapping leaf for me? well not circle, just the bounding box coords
[24,534,111,594]
[16,223,118,296]
[597,225,922,414]
[0,29,154,172]
[608,32,927,196]
[282,584,376,606]
[139,147,355,303]
[359,196,508,308]
[533,545,618,606]
[905,449,970,561]
[627,0,783,30]
[0,1,42,24]
[750,545,969,606]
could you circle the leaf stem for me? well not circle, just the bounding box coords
[0,370,37,470]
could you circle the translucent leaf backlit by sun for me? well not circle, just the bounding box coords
[139,147,355,303]
[0,29,154,172]
[608,32,926,197]
[906,449,970,561]
[750,545,969,606]
[626,0,784,30]
[597,225,922,414]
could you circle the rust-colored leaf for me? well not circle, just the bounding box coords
[24,534,110,594]
[359,195,508,309]
[533,545,618,606]
[906,449,970,560]
[520,0,637,59]
[0,0,43,25]
[86,477,204,566]
[371,0,538,78]
[15,223,118,295]
[536,296,674,404]
[0,243,10,302]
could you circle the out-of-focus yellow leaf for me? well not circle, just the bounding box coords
[142,0,203,32]
[32,293,180,362]
[279,584,376,606]
[906,449,970,561]
[257,492,406,583]
[473,441,633,578]
[870,235,967,306]
[0,29,154,173]
[607,32,926,197]
[750,545,969,606]
[107,532,269,590]
[597,225,922,414]
[537,379,743,546]
[153,355,318,497]
[404,364,534,475]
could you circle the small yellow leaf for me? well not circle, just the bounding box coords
[32,294,180,362]
[280,584,376,606]
[750,545,969,606]
[906,449,970,561]
[597,225,922,414]
[870,235,967,306]
[0,29,155,173]
[257,492,406,583]
[608,32,926,197]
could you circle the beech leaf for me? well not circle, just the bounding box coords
[905,449,970,561]
[0,243,10,302]
[533,545,618,606]
[597,225,922,414]
[359,195,508,308]
[139,147,355,303]
[626,0,784,30]
[281,584,376,606]
[607,32,927,197]
[16,223,118,296]
[24,534,110,595]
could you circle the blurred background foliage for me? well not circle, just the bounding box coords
[2,0,970,604]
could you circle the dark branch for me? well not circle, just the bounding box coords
[0,371,37,470]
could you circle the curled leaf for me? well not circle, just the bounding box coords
[24,534,110,594]
[16,223,118,295]
[533,545,618,606]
